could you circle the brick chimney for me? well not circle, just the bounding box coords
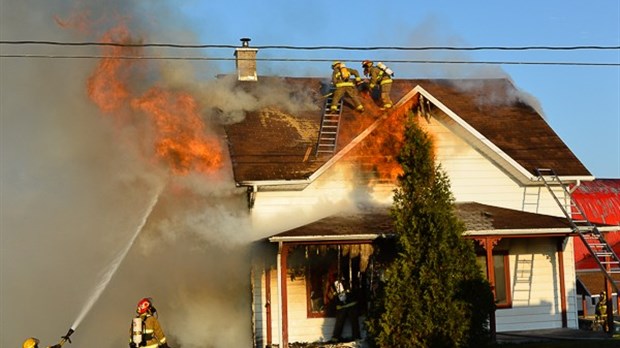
[235,38,258,81]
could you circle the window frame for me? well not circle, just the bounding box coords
[477,250,512,309]
[300,243,371,319]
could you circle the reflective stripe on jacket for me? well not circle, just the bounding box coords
[130,314,167,347]
[368,66,392,86]
[332,67,361,88]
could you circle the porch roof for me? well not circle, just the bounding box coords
[576,270,620,296]
[267,202,578,243]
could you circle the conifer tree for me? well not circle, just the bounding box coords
[366,112,493,348]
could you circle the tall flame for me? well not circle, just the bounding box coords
[85,24,223,175]
[342,96,420,182]
[132,88,222,175]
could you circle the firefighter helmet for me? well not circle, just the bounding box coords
[362,60,373,68]
[137,297,152,314]
[331,61,341,69]
[23,338,39,348]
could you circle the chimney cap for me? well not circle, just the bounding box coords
[240,38,251,47]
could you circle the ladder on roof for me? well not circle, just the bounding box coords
[315,87,343,156]
[536,168,620,292]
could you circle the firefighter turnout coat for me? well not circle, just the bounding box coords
[330,65,364,112]
[366,65,393,108]
[130,313,168,348]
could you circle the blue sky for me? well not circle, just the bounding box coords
[1,0,619,178]
[173,0,619,178]
[0,2,618,345]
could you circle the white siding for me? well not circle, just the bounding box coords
[495,238,578,331]
[420,117,565,216]
[251,166,394,235]
[251,115,569,230]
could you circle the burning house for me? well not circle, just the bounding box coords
[219,41,620,346]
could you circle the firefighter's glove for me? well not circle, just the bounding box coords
[369,83,375,89]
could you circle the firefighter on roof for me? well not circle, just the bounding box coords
[129,297,170,348]
[362,60,394,109]
[22,338,61,348]
[329,61,365,113]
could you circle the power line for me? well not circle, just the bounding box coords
[1,40,619,51]
[1,54,618,67]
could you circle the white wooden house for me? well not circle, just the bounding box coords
[223,43,609,347]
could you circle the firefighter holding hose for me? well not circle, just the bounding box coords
[21,338,61,348]
[129,297,171,348]
[22,328,73,348]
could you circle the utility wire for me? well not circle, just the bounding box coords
[1,54,618,67]
[1,40,619,51]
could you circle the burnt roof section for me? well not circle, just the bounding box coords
[268,202,573,242]
[224,76,590,183]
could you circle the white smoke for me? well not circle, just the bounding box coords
[0,1,259,347]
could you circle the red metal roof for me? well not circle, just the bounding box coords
[572,179,620,269]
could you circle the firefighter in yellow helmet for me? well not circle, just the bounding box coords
[22,337,61,348]
[362,60,394,110]
[329,61,365,113]
[129,298,170,348]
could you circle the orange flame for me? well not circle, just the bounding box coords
[85,24,223,175]
[86,25,135,116]
[344,97,419,182]
[132,88,223,175]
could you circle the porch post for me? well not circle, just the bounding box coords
[265,266,272,346]
[475,236,500,341]
[556,238,568,327]
[277,242,290,347]
[606,257,614,333]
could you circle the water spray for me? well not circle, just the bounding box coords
[58,183,165,344]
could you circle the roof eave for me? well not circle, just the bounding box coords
[464,228,576,237]
[268,233,392,243]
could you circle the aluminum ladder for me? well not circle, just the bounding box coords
[536,168,620,291]
[315,87,343,156]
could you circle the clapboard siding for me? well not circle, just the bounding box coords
[252,116,567,224]
[494,238,578,332]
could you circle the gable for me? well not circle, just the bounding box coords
[224,77,591,187]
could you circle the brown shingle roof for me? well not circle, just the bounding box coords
[577,271,620,296]
[268,202,574,241]
[224,77,590,183]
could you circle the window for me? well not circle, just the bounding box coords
[287,244,372,318]
[477,251,511,308]
[306,247,338,318]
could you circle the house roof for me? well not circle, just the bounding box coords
[576,270,620,296]
[267,202,576,243]
[224,76,591,186]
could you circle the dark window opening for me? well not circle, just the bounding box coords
[287,244,377,318]
[476,251,512,308]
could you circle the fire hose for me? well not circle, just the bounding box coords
[52,328,75,348]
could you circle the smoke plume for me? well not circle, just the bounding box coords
[0,1,273,347]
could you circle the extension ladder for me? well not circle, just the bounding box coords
[536,168,620,291]
[315,88,343,156]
